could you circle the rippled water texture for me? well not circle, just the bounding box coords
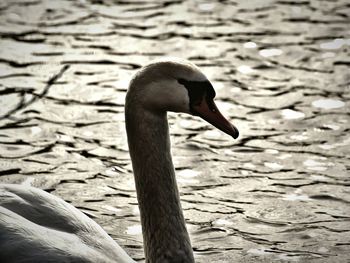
[0,0,349,262]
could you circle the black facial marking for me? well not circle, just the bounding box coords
[177,78,216,113]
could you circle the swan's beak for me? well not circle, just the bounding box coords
[192,98,239,139]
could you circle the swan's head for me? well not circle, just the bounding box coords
[127,58,239,139]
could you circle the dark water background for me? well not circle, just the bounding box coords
[0,0,349,262]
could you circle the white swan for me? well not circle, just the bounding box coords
[0,58,239,263]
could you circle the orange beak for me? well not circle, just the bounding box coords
[192,98,239,139]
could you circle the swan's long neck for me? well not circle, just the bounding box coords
[125,102,194,263]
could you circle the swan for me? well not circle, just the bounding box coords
[0,58,239,263]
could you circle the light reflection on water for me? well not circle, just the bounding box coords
[303,159,334,172]
[243,41,257,49]
[177,169,200,184]
[320,38,350,50]
[178,169,201,178]
[237,65,255,74]
[126,225,142,236]
[290,134,308,141]
[321,52,335,58]
[30,126,42,135]
[312,99,345,109]
[264,162,283,170]
[102,205,121,213]
[280,109,305,120]
[213,218,234,226]
[259,48,283,57]
[282,193,311,201]
[264,149,279,154]
[198,2,216,12]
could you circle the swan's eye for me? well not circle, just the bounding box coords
[178,78,215,98]
[177,78,217,113]
[206,85,216,100]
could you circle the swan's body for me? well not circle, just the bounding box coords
[0,184,134,263]
[0,58,238,263]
